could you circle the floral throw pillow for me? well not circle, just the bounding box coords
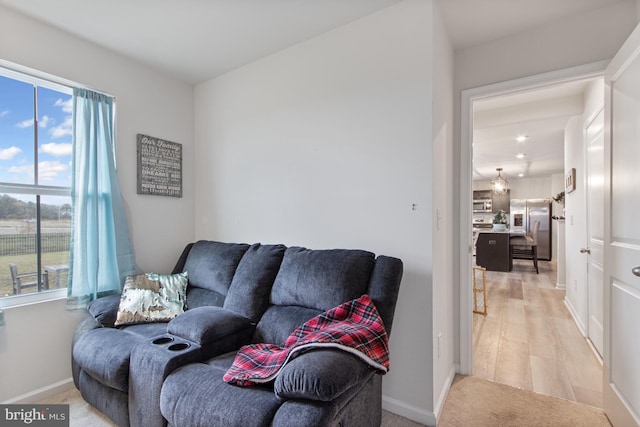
[114,272,188,326]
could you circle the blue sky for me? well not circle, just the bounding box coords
[0,75,72,188]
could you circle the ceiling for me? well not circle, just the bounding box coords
[436,0,627,50]
[0,0,404,85]
[0,0,624,181]
[0,0,627,84]
[472,78,601,182]
[438,0,621,183]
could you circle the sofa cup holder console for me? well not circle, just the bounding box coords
[168,342,190,351]
[152,336,174,345]
[150,335,192,352]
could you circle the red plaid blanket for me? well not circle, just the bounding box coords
[223,294,389,386]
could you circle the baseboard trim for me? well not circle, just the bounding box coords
[564,296,586,337]
[382,394,435,426]
[433,365,456,420]
[2,378,75,404]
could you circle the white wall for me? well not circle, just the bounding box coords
[0,7,194,402]
[194,0,444,423]
[431,0,456,418]
[564,79,604,335]
[453,0,637,370]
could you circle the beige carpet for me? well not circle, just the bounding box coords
[41,375,611,426]
[438,375,611,427]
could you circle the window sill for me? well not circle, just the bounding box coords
[0,288,67,309]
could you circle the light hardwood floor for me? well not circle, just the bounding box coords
[472,258,604,408]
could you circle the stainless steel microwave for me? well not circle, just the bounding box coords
[473,199,492,213]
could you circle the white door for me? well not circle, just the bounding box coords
[585,108,604,358]
[603,22,640,427]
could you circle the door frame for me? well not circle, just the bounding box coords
[602,21,640,426]
[458,61,609,374]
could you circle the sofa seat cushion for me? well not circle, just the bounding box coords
[120,322,169,339]
[270,247,375,311]
[185,287,225,310]
[73,328,147,391]
[161,361,281,427]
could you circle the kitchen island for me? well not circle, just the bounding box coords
[475,229,524,272]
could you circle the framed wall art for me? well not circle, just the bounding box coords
[565,168,576,193]
[137,134,182,197]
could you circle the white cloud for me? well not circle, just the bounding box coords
[0,146,22,160]
[54,98,72,114]
[38,160,69,181]
[39,115,52,128]
[40,142,72,157]
[16,118,34,128]
[8,160,69,182]
[0,110,8,118]
[16,116,53,128]
[8,164,32,177]
[50,116,72,138]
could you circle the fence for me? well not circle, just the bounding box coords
[0,233,71,256]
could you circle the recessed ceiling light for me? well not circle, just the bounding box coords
[516,153,526,159]
[516,135,528,142]
[518,173,524,177]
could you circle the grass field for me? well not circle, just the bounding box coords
[0,251,69,296]
[0,219,71,235]
[0,219,71,296]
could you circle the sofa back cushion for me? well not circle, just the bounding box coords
[253,305,322,345]
[270,247,375,312]
[223,243,286,322]
[182,241,250,309]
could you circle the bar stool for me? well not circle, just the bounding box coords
[510,220,540,274]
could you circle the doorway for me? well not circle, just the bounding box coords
[460,62,607,406]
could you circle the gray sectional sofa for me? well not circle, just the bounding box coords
[71,240,403,427]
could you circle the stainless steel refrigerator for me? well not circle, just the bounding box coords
[509,198,552,260]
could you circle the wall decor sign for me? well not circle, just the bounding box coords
[565,167,576,193]
[137,134,182,197]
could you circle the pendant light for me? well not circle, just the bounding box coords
[491,168,508,194]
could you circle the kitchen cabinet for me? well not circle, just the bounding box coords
[492,189,510,213]
[473,189,510,213]
[476,231,511,272]
[473,190,492,201]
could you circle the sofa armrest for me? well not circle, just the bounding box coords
[274,349,375,402]
[167,306,255,345]
[87,294,122,327]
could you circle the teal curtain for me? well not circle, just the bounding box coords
[67,88,135,309]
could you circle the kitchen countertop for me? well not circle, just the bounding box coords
[477,229,525,235]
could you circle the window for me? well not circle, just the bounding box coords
[0,68,72,300]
